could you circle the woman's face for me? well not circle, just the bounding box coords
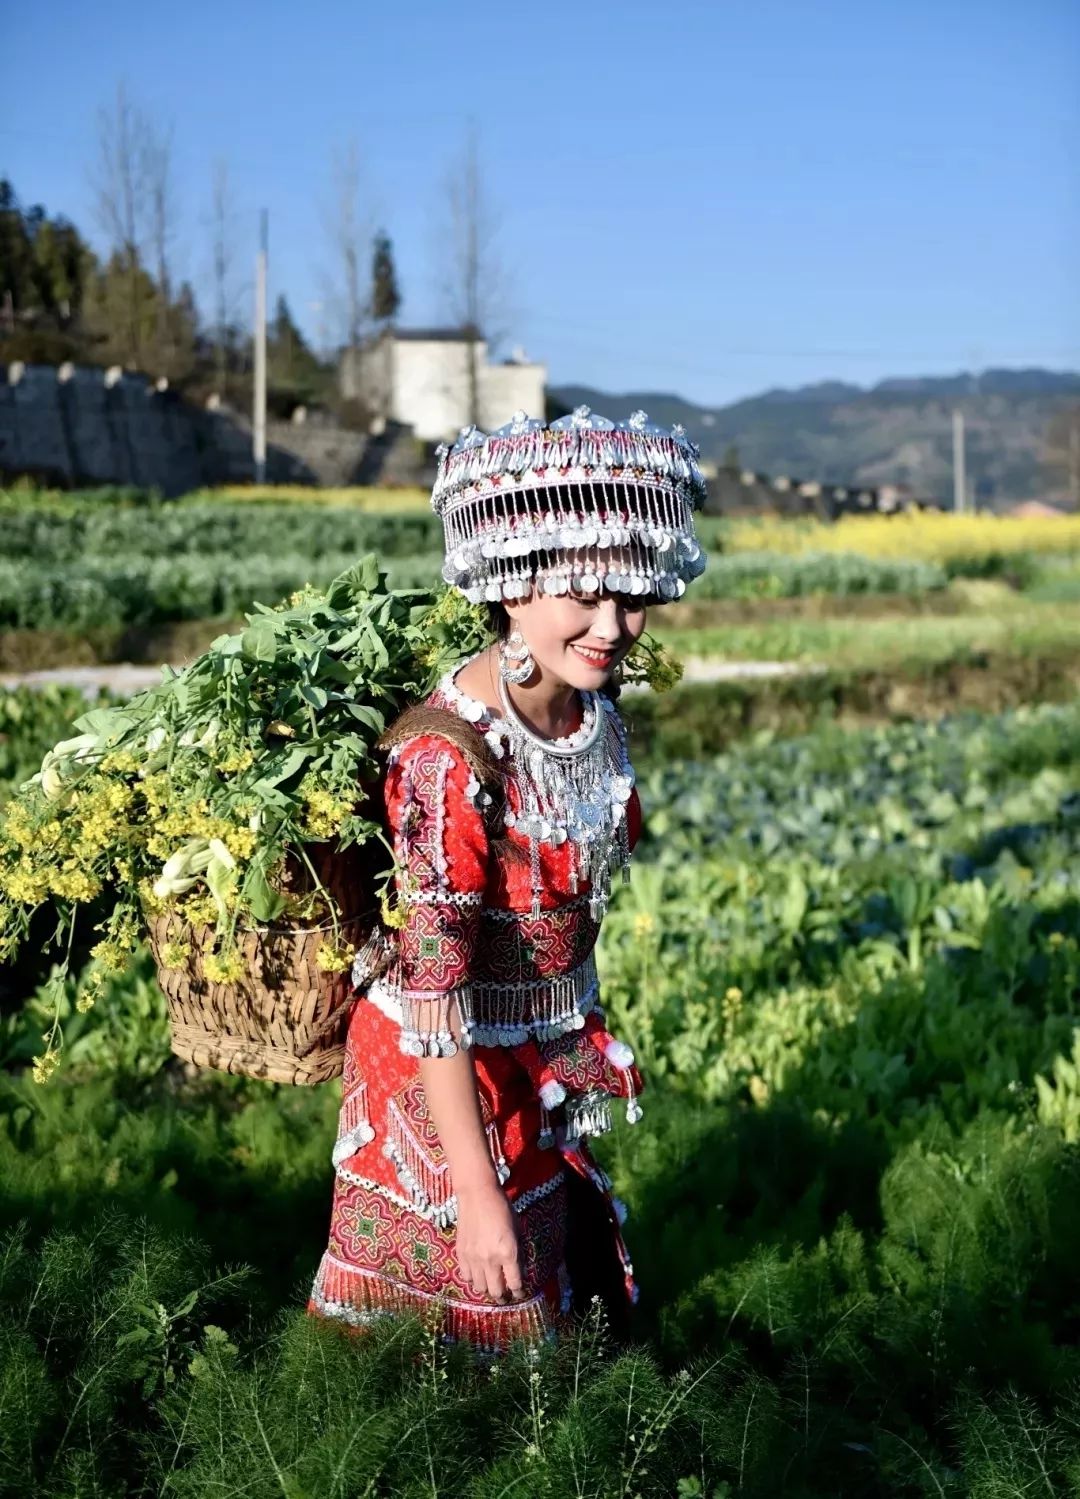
[504,585,649,690]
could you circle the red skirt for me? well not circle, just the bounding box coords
[308,997,638,1353]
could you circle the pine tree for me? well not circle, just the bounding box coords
[32,218,92,325]
[165,281,200,381]
[0,180,35,328]
[82,250,160,367]
[0,181,95,331]
[268,293,325,406]
[371,231,400,326]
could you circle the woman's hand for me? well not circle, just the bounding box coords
[417,1037,528,1305]
[455,1177,526,1304]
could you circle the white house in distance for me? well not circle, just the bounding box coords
[340,328,546,441]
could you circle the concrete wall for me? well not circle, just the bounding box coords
[0,364,372,493]
[341,338,393,423]
[393,338,482,439]
[343,335,547,441]
[479,362,546,433]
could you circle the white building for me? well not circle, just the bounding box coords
[341,329,546,441]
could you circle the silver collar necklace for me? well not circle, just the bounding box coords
[486,666,634,920]
[495,671,604,756]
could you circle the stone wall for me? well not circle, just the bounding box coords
[0,364,373,494]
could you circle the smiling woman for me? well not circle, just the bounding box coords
[308,406,709,1355]
[462,584,649,740]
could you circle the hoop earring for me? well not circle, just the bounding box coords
[498,627,534,685]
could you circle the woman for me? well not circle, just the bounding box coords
[309,406,708,1352]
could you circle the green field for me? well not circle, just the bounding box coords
[656,594,1080,669]
[3,490,1080,1493]
[2,695,1080,1493]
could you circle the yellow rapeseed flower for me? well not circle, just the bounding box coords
[215,748,255,774]
[138,879,171,916]
[299,784,354,841]
[32,1049,61,1085]
[48,867,102,902]
[76,970,106,1012]
[74,804,117,852]
[178,893,219,925]
[3,805,38,851]
[379,888,408,930]
[101,750,141,774]
[4,862,50,905]
[89,938,130,974]
[315,940,356,973]
[727,511,1080,563]
[203,949,247,984]
[645,653,684,692]
[223,827,258,860]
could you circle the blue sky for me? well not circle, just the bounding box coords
[2,0,1077,406]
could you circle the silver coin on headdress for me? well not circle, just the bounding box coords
[430,406,709,605]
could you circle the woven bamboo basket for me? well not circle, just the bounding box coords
[146,840,389,1085]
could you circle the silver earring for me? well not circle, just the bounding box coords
[498,627,534,684]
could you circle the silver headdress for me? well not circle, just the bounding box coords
[432,405,708,604]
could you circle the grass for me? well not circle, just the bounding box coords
[6,700,1080,1491]
[6,698,1080,1487]
[0,482,433,514]
[179,484,432,510]
[654,596,1080,670]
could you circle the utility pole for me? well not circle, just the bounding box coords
[952,409,966,514]
[253,209,268,484]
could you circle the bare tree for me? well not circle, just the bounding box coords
[143,123,175,369]
[322,139,373,353]
[91,83,179,372]
[439,124,508,427]
[210,158,237,394]
[91,82,148,366]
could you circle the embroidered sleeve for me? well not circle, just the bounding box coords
[384,734,489,1058]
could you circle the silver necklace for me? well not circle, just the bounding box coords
[492,668,634,920]
[495,672,604,756]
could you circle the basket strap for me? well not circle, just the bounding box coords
[295,992,359,1056]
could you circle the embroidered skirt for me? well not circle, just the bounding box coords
[308,997,637,1353]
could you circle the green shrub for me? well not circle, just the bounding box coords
[0,499,441,562]
[690,549,947,600]
[0,551,447,630]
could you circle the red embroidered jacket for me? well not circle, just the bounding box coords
[358,668,644,1124]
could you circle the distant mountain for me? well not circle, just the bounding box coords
[550,369,1080,508]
